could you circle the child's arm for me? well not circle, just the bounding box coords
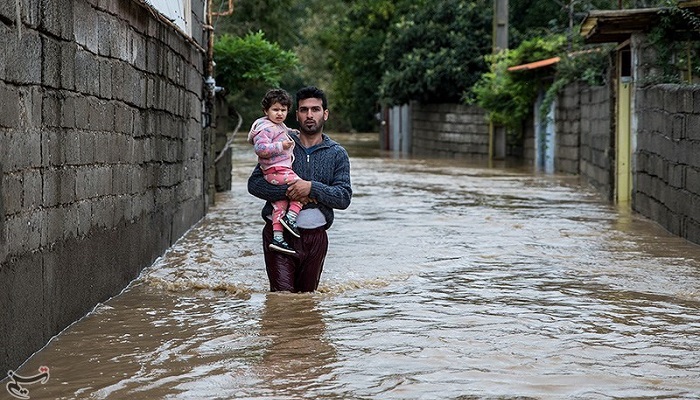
[250,129,287,159]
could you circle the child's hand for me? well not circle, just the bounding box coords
[282,140,294,150]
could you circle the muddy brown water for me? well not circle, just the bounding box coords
[7,133,700,399]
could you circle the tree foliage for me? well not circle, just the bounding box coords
[213,31,299,94]
[212,31,299,124]
[211,0,304,50]
[322,0,397,131]
[471,34,611,131]
[470,35,568,130]
[379,0,492,106]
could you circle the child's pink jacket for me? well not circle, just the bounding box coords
[247,116,295,170]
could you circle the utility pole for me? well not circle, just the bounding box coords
[490,0,508,160]
[493,0,508,53]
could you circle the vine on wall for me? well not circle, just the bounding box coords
[647,2,700,84]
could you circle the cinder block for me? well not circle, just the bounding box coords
[111,19,129,62]
[2,172,22,215]
[60,94,77,129]
[99,60,113,99]
[41,37,62,88]
[678,87,694,114]
[64,131,81,165]
[0,85,20,129]
[110,63,125,102]
[5,31,42,85]
[76,200,92,236]
[114,103,132,135]
[43,167,77,207]
[6,131,41,171]
[76,165,104,200]
[27,208,46,253]
[687,167,700,196]
[97,13,113,57]
[73,0,98,53]
[131,32,147,71]
[78,132,95,164]
[42,91,62,128]
[86,56,101,97]
[672,115,686,141]
[74,49,91,95]
[58,44,76,90]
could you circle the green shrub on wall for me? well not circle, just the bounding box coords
[469,35,568,130]
[469,33,611,141]
[647,3,700,84]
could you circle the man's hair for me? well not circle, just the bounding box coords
[296,86,327,110]
[261,88,293,110]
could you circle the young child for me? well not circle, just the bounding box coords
[247,88,302,255]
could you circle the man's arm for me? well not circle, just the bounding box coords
[247,164,288,202]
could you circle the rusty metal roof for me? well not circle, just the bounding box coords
[507,56,561,72]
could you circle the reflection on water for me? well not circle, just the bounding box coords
[257,293,336,398]
[10,133,700,399]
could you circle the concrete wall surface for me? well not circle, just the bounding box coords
[411,102,490,158]
[577,84,613,201]
[635,84,700,245]
[0,0,208,371]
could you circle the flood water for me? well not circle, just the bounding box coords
[9,133,700,399]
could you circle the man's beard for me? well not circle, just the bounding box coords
[300,119,324,134]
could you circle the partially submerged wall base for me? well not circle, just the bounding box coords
[0,0,208,371]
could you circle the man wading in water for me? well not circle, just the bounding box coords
[247,86,352,292]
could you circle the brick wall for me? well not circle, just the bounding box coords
[0,0,208,371]
[635,84,700,245]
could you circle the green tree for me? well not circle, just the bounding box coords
[471,35,568,130]
[211,0,304,50]
[213,31,299,124]
[323,0,398,131]
[379,0,492,105]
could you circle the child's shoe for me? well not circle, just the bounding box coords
[280,215,301,238]
[269,237,296,254]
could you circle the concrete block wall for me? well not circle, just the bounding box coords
[555,83,582,174]
[0,0,208,371]
[579,84,613,200]
[411,103,490,158]
[635,84,700,245]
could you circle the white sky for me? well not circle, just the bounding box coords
[143,0,190,34]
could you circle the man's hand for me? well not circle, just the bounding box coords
[297,196,317,205]
[287,179,312,201]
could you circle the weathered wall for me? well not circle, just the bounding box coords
[555,83,582,174]
[0,0,208,371]
[635,84,700,245]
[411,103,490,158]
[578,84,614,200]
